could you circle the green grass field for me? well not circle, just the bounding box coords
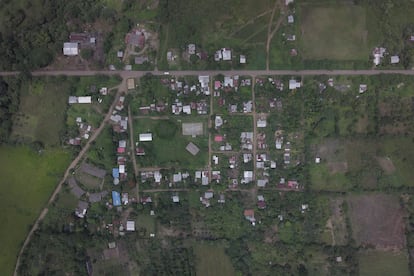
[358,250,410,276]
[0,146,70,276]
[194,243,235,276]
[134,117,208,168]
[299,4,368,60]
[11,77,70,146]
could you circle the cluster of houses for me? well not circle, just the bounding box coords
[372,47,400,66]
[138,76,210,116]
[213,76,253,113]
[110,96,128,133]
[68,117,93,145]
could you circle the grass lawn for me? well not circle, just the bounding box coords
[11,77,70,146]
[194,243,235,276]
[309,164,351,191]
[299,3,368,60]
[379,137,414,188]
[134,117,208,169]
[0,146,70,276]
[358,250,410,276]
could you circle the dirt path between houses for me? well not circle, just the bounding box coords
[13,79,127,276]
[128,106,140,201]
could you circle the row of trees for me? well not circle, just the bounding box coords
[0,77,20,143]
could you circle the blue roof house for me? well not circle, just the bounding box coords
[112,191,121,206]
[112,168,120,178]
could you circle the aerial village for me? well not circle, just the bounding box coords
[56,3,390,240]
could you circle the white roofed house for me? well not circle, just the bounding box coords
[63,42,79,56]
[222,48,232,61]
[240,55,246,64]
[289,79,301,90]
[139,133,153,142]
[77,96,92,104]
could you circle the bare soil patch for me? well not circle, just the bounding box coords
[328,198,348,245]
[376,157,396,174]
[347,194,406,250]
[314,139,348,174]
[327,162,348,174]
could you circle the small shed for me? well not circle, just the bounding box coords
[126,220,135,231]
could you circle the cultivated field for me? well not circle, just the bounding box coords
[347,194,406,250]
[299,4,367,60]
[0,146,70,276]
[359,250,410,276]
[195,244,235,276]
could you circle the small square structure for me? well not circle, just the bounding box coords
[126,220,135,231]
[390,55,400,64]
[186,142,200,156]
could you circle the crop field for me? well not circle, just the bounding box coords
[347,194,405,250]
[358,250,410,276]
[0,146,70,276]
[194,244,235,276]
[134,117,208,168]
[299,3,368,60]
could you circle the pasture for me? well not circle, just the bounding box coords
[0,146,70,276]
[299,3,368,60]
[194,243,235,276]
[358,250,410,276]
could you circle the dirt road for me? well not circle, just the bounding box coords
[4,69,414,79]
[13,79,126,276]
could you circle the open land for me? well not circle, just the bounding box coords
[359,250,410,276]
[0,146,70,276]
[194,243,235,276]
[348,194,406,250]
[300,4,367,60]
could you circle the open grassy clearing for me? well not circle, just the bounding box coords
[11,77,70,146]
[358,250,410,276]
[347,194,405,250]
[0,146,70,276]
[194,243,235,276]
[310,136,414,191]
[299,3,367,60]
